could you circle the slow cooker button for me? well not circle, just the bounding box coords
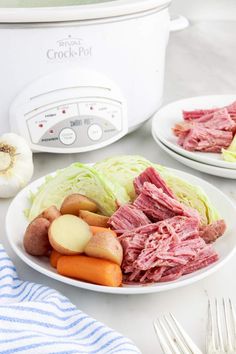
[59,128,76,145]
[88,124,103,141]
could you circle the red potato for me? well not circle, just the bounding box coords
[84,231,123,265]
[60,194,98,216]
[79,210,109,227]
[23,218,51,256]
[41,206,61,223]
[48,214,92,255]
[90,226,117,238]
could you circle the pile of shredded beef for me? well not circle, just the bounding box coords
[108,167,226,284]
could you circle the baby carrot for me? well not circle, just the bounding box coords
[90,226,117,237]
[57,255,122,287]
[50,249,63,268]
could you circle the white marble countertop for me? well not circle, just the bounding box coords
[1,21,236,354]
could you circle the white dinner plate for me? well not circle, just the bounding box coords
[152,95,236,169]
[6,168,236,294]
[153,133,236,179]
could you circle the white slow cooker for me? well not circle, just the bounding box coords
[0,0,175,153]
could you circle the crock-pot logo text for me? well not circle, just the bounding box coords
[47,36,92,61]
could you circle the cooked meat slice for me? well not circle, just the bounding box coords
[199,219,226,243]
[183,109,216,121]
[108,204,150,233]
[180,126,232,152]
[174,108,236,138]
[134,167,175,198]
[183,101,236,122]
[173,122,192,138]
[133,182,200,222]
[197,108,236,132]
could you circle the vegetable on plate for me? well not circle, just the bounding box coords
[41,205,61,223]
[94,155,163,200]
[90,226,117,237]
[60,193,98,215]
[84,231,123,265]
[50,249,63,268]
[57,255,122,287]
[79,210,109,227]
[48,214,92,255]
[222,135,236,162]
[27,163,130,221]
[23,217,51,256]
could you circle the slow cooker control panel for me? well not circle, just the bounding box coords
[9,68,128,153]
[26,99,123,149]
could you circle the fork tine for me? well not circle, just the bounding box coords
[215,299,224,351]
[153,315,203,354]
[215,298,225,351]
[207,298,236,354]
[164,314,188,353]
[229,298,236,349]
[159,317,182,354]
[206,300,215,353]
[168,313,203,354]
[223,298,234,351]
[153,319,173,354]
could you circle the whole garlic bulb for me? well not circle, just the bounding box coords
[0,133,34,198]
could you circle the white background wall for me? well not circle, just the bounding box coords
[170,0,236,20]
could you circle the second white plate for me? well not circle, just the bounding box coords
[152,132,236,179]
[152,95,236,169]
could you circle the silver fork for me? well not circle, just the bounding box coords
[206,298,236,354]
[153,313,203,354]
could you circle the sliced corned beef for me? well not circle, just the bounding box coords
[156,267,183,282]
[196,108,236,131]
[183,109,216,121]
[173,108,236,139]
[120,214,199,242]
[180,126,232,152]
[120,216,218,284]
[226,101,236,121]
[133,166,175,198]
[183,100,236,122]
[199,219,226,243]
[158,245,218,282]
[108,204,150,233]
[173,122,192,138]
[133,182,200,222]
[181,245,219,275]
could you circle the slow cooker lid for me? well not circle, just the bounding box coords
[0,0,171,23]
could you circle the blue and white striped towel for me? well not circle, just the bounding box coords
[0,245,141,354]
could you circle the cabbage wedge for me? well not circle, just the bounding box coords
[27,163,130,221]
[94,155,165,200]
[94,155,219,225]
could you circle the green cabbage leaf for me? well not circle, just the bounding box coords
[94,155,165,200]
[27,162,130,221]
[95,155,219,225]
[222,135,236,162]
